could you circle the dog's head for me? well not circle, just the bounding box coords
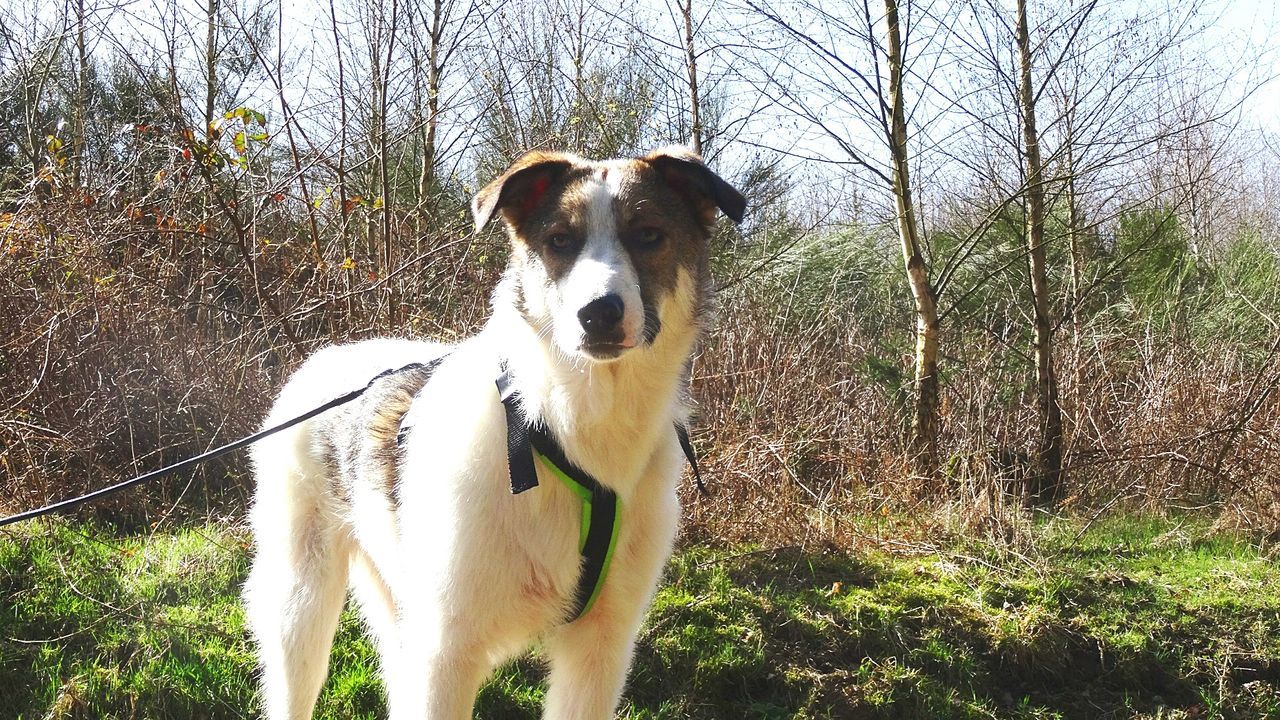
[473,147,745,363]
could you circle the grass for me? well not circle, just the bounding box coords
[1,516,1277,719]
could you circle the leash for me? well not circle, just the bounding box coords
[0,362,429,528]
[2,355,711,624]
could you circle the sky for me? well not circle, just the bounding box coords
[1206,0,1279,131]
[7,0,1277,199]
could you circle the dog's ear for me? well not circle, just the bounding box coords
[472,151,577,233]
[643,146,746,225]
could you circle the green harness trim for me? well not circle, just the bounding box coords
[533,449,621,616]
[493,364,700,623]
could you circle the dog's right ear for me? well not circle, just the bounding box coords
[472,151,577,233]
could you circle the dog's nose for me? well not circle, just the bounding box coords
[578,294,625,335]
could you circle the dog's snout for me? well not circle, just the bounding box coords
[578,294,625,335]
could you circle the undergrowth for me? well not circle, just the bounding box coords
[1,516,1277,719]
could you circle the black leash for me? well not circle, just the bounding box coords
[676,424,708,496]
[0,362,429,529]
[3,357,709,534]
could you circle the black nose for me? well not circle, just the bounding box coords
[578,294,625,335]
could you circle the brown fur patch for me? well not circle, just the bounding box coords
[510,160,715,313]
[318,365,435,508]
[510,167,596,282]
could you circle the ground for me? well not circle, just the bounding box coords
[1,515,1277,719]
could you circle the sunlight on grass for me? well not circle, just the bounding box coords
[1,516,1277,719]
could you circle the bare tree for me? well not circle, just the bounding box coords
[203,0,217,139]
[733,0,951,482]
[70,0,90,187]
[0,4,66,196]
[678,0,703,155]
[601,0,747,159]
[401,0,489,208]
[1015,0,1063,501]
[885,0,941,481]
[417,0,445,198]
[472,0,657,164]
[943,0,1251,501]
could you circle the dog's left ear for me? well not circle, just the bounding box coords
[643,147,746,225]
[472,151,578,233]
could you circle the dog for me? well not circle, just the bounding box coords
[242,147,745,719]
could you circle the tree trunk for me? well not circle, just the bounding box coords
[328,0,352,264]
[680,0,702,155]
[569,0,587,149]
[204,0,217,137]
[418,0,443,203]
[1016,0,1064,502]
[884,0,940,484]
[378,0,400,327]
[202,0,218,269]
[72,0,89,188]
[1065,128,1083,424]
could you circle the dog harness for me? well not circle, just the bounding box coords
[398,358,703,624]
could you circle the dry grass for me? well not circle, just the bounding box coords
[2,191,1278,540]
[0,190,497,526]
[680,262,1280,545]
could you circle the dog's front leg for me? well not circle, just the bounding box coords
[388,619,491,720]
[541,605,644,720]
[388,566,495,720]
[542,487,677,720]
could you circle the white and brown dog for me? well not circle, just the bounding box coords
[243,147,745,719]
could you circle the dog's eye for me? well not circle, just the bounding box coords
[547,233,574,252]
[636,227,664,248]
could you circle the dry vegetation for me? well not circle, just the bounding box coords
[1,0,1279,543]
[4,180,1278,542]
[688,248,1280,545]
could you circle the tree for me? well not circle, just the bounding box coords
[472,0,658,167]
[678,0,703,155]
[951,0,1222,501]
[885,0,942,482]
[1015,0,1063,501]
[734,0,950,482]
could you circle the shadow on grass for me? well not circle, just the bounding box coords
[2,520,1278,719]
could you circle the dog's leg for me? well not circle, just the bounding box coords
[244,527,351,720]
[386,612,492,720]
[348,549,406,711]
[541,608,643,720]
[244,439,352,720]
[542,482,680,720]
[387,552,498,720]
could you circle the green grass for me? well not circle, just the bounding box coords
[1,516,1277,719]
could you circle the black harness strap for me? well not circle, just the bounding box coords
[494,365,704,622]
[527,416,619,619]
[494,368,540,494]
[496,377,617,621]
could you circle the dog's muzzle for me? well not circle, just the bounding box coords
[577,294,634,358]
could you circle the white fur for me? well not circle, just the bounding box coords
[242,171,705,719]
[550,168,646,355]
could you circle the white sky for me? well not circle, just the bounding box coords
[1204,0,1279,130]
